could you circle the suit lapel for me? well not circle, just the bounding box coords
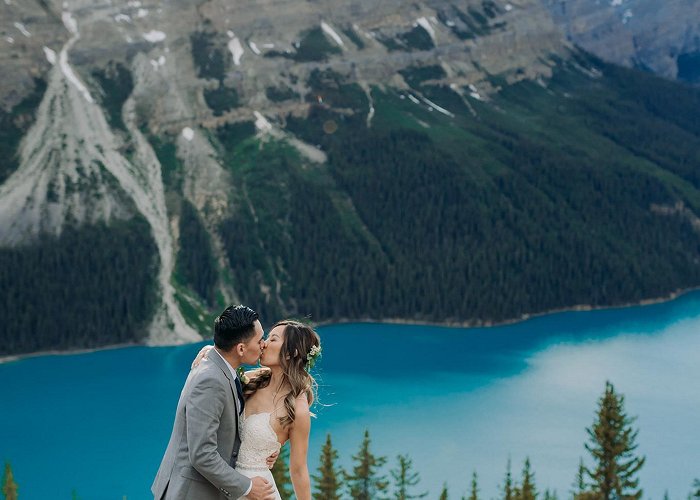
[208,349,243,432]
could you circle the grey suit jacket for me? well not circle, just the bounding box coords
[151,351,252,500]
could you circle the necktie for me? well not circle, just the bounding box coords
[234,376,245,415]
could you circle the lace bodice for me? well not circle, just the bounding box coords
[236,412,282,470]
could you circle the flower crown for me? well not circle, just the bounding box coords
[306,344,322,369]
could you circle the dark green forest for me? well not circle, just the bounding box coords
[0,217,158,356]
[214,52,700,324]
[0,79,46,185]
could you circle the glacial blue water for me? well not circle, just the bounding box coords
[1,293,699,499]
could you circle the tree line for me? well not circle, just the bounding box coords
[270,382,697,500]
[2,382,698,499]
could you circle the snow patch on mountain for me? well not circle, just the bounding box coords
[416,17,435,42]
[227,32,244,65]
[14,23,31,37]
[43,46,56,65]
[143,30,166,43]
[321,21,344,47]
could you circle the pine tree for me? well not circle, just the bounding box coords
[572,458,586,497]
[543,490,557,500]
[585,381,645,500]
[312,434,343,500]
[2,462,18,500]
[272,443,294,499]
[390,454,427,499]
[468,471,479,500]
[439,483,448,500]
[572,458,598,500]
[516,457,537,500]
[692,479,700,499]
[502,458,514,500]
[346,430,388,500]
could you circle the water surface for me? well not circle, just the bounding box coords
[1,294,699,498]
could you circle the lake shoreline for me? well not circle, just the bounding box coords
[0,341,141,365]
[3,285,699,364]
[320,285,700,329]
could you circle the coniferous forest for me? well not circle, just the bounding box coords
[3,51,700,354]
[219,52,700,325]
[0,217,158,355]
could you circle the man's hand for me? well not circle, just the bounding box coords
[247,476,275,500]
[265,450,279,469]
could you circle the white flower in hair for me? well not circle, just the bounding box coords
[306,344,322,368]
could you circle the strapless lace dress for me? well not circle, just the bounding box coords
[236,412,283,500]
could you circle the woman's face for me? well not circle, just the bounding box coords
[260,325,285,367]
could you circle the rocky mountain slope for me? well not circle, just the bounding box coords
[544,0,700,83]
[1,0,700,355]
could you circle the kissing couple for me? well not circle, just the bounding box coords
[152,304,322,500]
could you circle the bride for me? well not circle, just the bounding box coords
[194,320,321,500]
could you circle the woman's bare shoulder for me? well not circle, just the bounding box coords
[294,393,311,416]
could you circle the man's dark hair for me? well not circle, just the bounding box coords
[214,305,259,352]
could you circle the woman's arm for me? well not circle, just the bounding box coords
[288,396,312,500]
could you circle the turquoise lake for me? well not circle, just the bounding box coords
[1,293,700,499]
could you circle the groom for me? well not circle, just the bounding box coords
[152,305,276,500]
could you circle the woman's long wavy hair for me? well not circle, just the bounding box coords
[242,320,320,428]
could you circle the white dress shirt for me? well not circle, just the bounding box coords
[212,348,253,497]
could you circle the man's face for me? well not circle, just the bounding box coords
[240,320,265,365]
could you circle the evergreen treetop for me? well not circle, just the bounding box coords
[2,462,18,500]
[691,478,700,498]
[439,483,448,500]
[346,429,389,500]
[312,433,343,500]
[585,381,645,500]
[468,471,479,500]
[390,454,427,500]
[271,443,294,499]
[517,457,537,500]
[502,457,514,500]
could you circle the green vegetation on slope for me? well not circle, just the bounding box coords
[230,52,700,323]
[176,199,218,306]
[265,27,341,62]
[0,78,47,184]
[92,62,133,132]
[204,84,239,116]
[190,31,227,81]
[7,49,700,353]
[0,216,158,356]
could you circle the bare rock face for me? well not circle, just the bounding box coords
[543,0,700,82]
[0,0,569,111]
[0,0,68,110]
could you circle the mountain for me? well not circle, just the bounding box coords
[1,0,700,356]
[544,0,700,84]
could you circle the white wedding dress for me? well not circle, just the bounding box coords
[236,412,283,500]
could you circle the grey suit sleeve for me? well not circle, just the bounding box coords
[186,373,252,498]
